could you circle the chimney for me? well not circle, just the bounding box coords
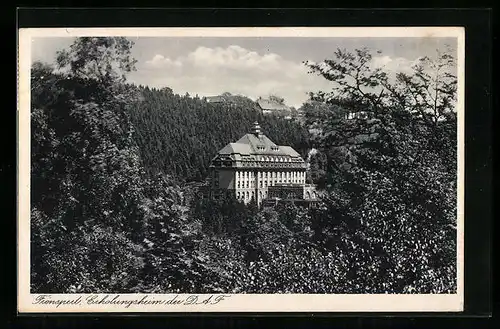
[251,121,262,136]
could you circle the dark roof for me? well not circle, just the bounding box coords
[217,122,302,158]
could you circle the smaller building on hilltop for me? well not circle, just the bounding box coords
[205,95,228,104]
[256,96,292,118]
[204,93,257,109]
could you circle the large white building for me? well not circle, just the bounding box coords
[209,122,316,206]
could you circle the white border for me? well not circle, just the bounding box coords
[17,27,465,313]
[20,26,463,38]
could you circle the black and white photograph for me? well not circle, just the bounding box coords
[17,27,464,312]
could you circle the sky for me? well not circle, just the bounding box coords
[31,36,457,108]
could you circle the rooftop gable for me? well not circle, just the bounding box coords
[257,98,290,111]
[235,134,282,154]
[216,122,303,160]
[218,142,253,155]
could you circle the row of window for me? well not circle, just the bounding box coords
[236,171,305,179]
[236,171,306,188]
[240,156,301,162]
[258,156,293,162]
[345,111,370,120]
[239,162,304,168]
[237,190,268,201]
[255,145,280,152]
[237,179,305,188]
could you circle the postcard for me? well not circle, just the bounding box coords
[17,26,464,313]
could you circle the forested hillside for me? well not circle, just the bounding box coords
[128,86,310,182]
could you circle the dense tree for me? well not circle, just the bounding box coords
[191,196,248,236]
[31,38,192,293]
[128,87,311,182]
[303,47,458,293]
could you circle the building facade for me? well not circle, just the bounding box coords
[209,122,316,206]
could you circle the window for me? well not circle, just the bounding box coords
[259,181,262,188]
[237,182,240,188]
[246,181,249,188]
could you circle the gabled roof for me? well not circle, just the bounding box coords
[279,146,301,157]
[234,133,281,155]
[218,142,253,155]
[216,122,303,159]
[256,98,290,111]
